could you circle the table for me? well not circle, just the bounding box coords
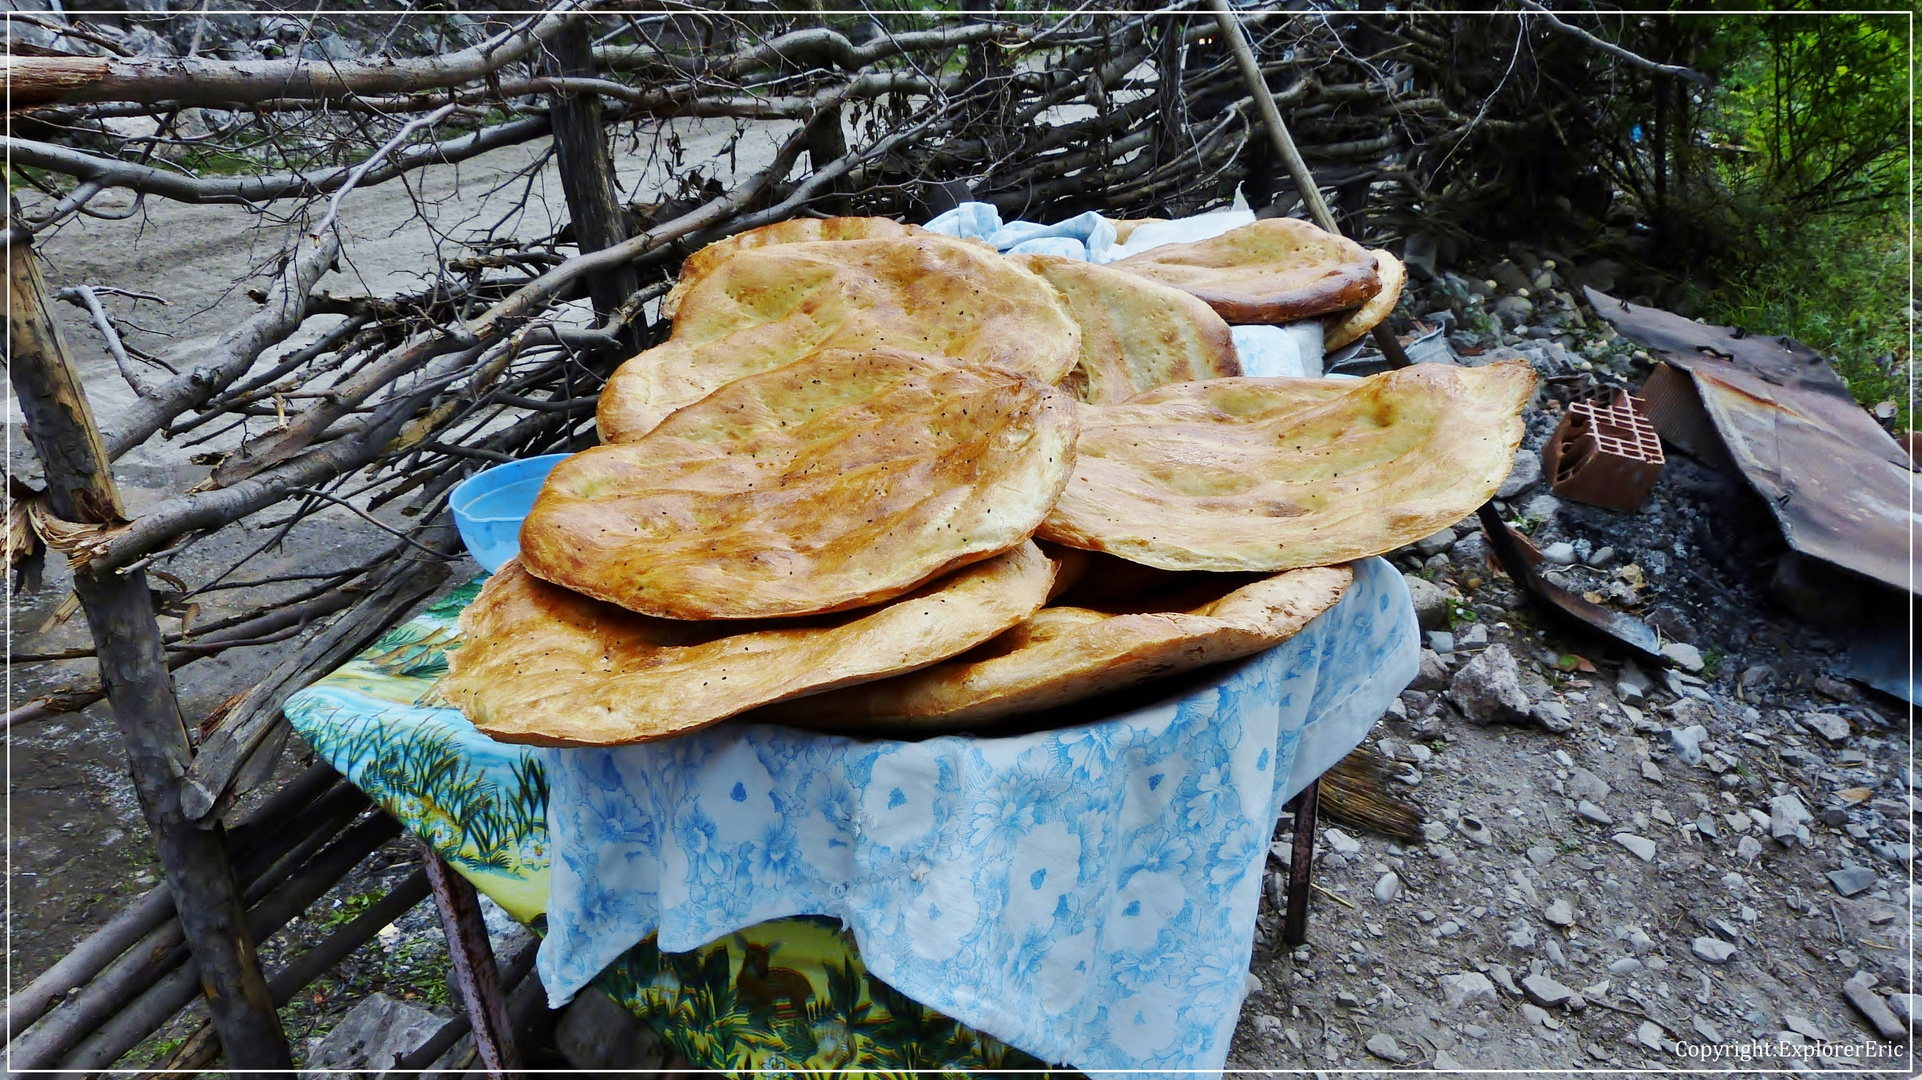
[285,556,1416,1074]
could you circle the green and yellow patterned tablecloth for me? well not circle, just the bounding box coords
[285,579,1057,1073]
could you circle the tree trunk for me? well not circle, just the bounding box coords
[5,224,291,1076]
[545,18,640,342]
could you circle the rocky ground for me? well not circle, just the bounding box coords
[1226,255,1916,1073]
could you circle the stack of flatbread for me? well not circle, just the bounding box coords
[440,216,1533,746]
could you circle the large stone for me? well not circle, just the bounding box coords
[1887,993,1919,1031]
[1543,898,1575,926]
[1690,937,1736,964]
[1541,541,1578,565]
[556,987,669,1070]
[1530,700,1573,733]
[1769,793,1812,841]
[1414,527,1458,558]
[1667,725,1708,766]
[1522,493,1561,522]
[303,993,452,1078]
[1450,530,1487,563]
[1782,1014,1827,1041]
[1844,973,1908,1040]
[1661,642,1705,673]
[1801,711,1852,744]
[1441,971,1497,1007]
[1404,574,1451,632]
[1489,260,1534,295]
[1522,973,1575,1007]
[1496,450,1543,499]
[1410,649,1450,691]
[1567,768,1611,804]
[1827,865,1878,897]
[1374,871,1404,903]
[1448,643,1531,725]
[1612,833,1656,862]
[1365,1033,1409,1063]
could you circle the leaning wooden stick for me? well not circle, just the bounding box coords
[1207,0,1413,369]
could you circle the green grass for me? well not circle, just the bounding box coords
[1699,214,1911,430]
[315,887,386,931]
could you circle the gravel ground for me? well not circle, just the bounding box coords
[1226,259,1915,1073]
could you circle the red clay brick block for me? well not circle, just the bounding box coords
[1540,390,1665,512]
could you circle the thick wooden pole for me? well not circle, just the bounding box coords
[804,104,850,215]
[544,17,639,342]
[1207,1,1412,369]
[6,227,292,1074]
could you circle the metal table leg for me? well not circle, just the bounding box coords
[1281,776,1321,946]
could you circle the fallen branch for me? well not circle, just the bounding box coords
[5,114,554,207]
[54,811,401,1070]
[1519,2,1713,87]
[1,6,580,107]
[55,285,160,398]
[308,103,459,243]
[181,538,454,823]
[104,229,338,459]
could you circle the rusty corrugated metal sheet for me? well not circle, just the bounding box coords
[1587,288,1916,596]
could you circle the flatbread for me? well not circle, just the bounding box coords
[1104,217,1169,244]
[600,234,1081,441]
[443,543,1055,746]
[662,216,929,321]
[1323,250,1406,350]
[759,561,1352,734]
[1037,361,1536,571]
[1014,254,1241,404]
[1110,217,1380,324]
[525,348,1078,620]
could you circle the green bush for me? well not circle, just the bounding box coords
[1675,13,1913,430]
[1700,213,1911,429]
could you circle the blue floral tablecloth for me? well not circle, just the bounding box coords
[537,556,1417,1074]
[287,556,1415,1074]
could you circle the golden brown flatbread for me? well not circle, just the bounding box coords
[600,234,1081,441]
[1014,254,1241,405]
[443,543,1055,746]
[1104,217,1169,244]
[1037,361,1536,571]
[661,216,930,321]
[524,348,1078,620]
[1110,217,1380,324]
[1323,250,1406,349]
[759,560,1352,734]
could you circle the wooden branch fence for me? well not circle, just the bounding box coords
[2,4,1683,1073]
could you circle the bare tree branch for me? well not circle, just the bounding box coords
[1,6,584,107]
[104,230,338,458]
[54,285,160,399]
[308,103,458,242]
[1519,2,1712,87]
[5,114,553,206]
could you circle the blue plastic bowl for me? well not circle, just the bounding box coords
[449,454,571,572]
